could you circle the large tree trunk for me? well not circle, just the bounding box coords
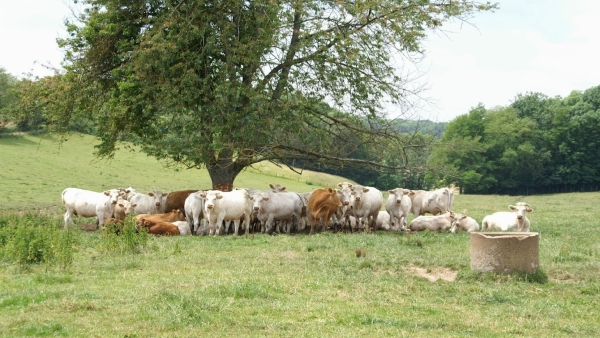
[206,155,245,192]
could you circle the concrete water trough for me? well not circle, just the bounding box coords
[470,232,540,273]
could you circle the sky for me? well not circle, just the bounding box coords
[1,0,599,122]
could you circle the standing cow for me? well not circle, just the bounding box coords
[200,189,252,236]
[251,190,305,234]
[164,189,199,215]
[62,188,123,229]
[408,188,454,217]
[385,188,413,231]
[338,183,383,232]
[307,188,342,235]
[482,202,533,232]
[184,191,205,235]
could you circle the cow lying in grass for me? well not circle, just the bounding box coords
[482,202,533,232]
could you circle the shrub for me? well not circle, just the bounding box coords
[100,215,149,254]
[0,213,77,269]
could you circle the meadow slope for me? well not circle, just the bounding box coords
[0,133,351,210]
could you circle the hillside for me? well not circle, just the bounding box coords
[0,133,353,210]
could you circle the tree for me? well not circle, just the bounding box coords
[45,0,496,189]
[0,67,18,131]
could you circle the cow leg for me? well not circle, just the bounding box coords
[63,210,75,229]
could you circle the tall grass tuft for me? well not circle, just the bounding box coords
[100,215,149,254]
[0,213,77,269]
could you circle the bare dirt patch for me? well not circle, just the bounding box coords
[79,223,99,232]
[404,266,458,282]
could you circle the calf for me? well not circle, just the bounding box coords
[385,188,413,231]
[408,212,455,232]
[450,211,480,233]
[482,202,533,232]
[62,188,123,229]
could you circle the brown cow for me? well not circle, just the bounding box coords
[164,190,199,214]
[307,188,342,235]
[137,219,180,236]
[136,209,186,225]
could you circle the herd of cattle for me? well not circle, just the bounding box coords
[61,183,534,236]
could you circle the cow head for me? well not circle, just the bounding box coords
[350,186,369,203]
[252,193,269,212]
[509,202,533,220]
[204,192,222,210]
[450,211,468,234]
[104,189,122,205]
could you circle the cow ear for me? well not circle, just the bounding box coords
[388,190,395,195]
[104,191,110,196]
[408,191,415,195]
[132,204,137,208]
[118,203,124,208]
[148,192,155,197]
[281,187,286,191]
[527,207,533,212]
[263,197,270,201]
[337,183,343,188]
[508,205,516,211]
[363,188,369,193]
[269,184,275,189]
[217,194,223,199]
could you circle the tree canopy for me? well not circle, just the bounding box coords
[428,85,600,195]
[24,0,496,189]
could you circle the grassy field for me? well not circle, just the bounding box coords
[1,133,599,337]
[0,133,351,210]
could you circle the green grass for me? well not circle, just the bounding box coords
[1,132,600,337]
[0,133,351,211]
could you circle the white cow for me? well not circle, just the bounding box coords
[184,191,205,235]
[200,190,252,236]
[375,210,392,231]
[408,212,455,232]
[129,191,167,215]
[482,202,533,232]
[251,191,305,234]
[337,183,383,232]
[450,211,480,233]
[62,188,123,229]
[117,187,137,201]
[385,188,413,231]
[269,183,287,192]
[113,198,137,220]
[408,187,454,217]
[171,221,192,236]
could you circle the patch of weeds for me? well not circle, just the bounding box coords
[144,291,218,326]
[0,213,76,269]
[456,268,548,284]
[553,246,587,263]
[33,274,73,285]
[217,281,278,300]
[580,284,600,295]
[100,215,148,254]
[19,322,68,337]
[307,244,330,252]
[358,261,373,269]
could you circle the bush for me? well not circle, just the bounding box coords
[100,215,149,254]
[0,213,77,269]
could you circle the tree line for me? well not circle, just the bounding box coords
[3,64,598,195]
[428,86,600,195]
